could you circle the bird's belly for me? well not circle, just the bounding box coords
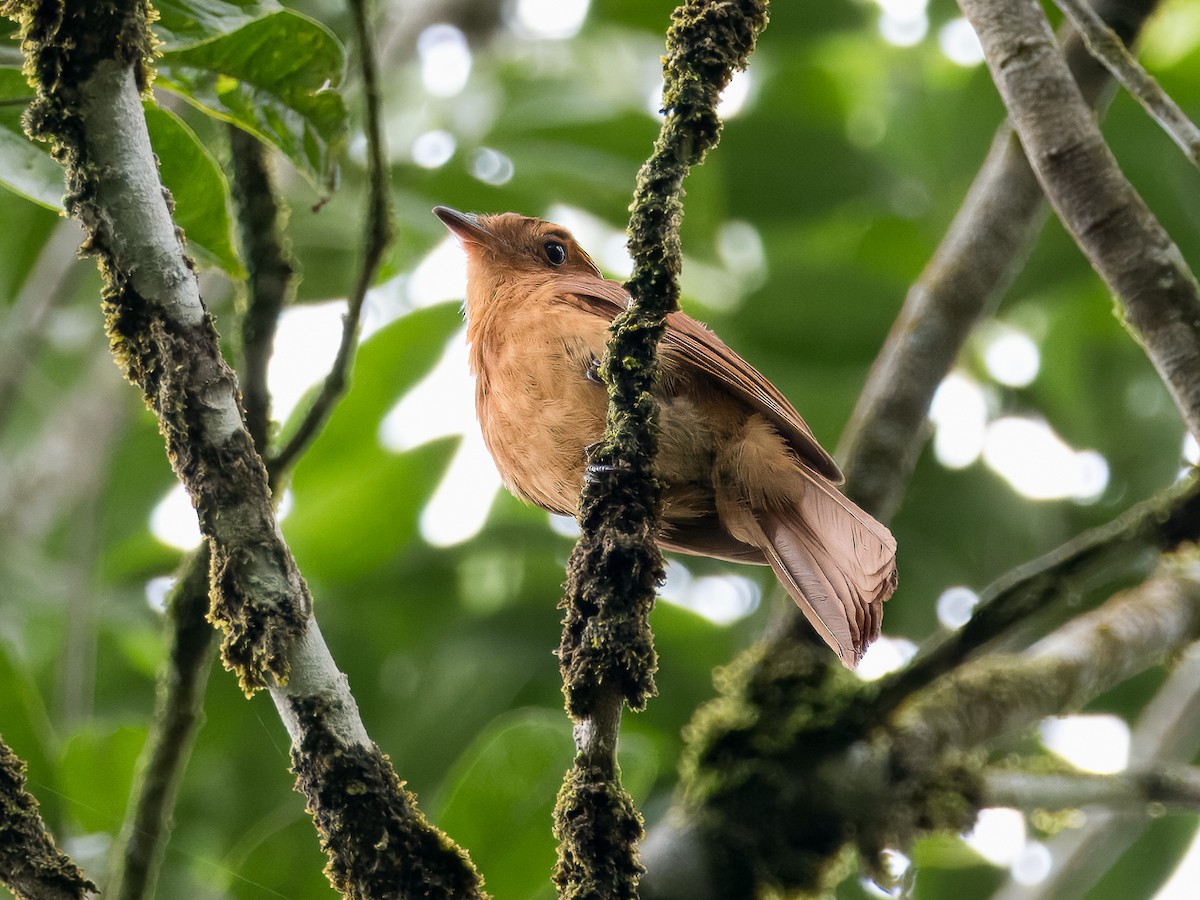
[477,343,606,516]
[477,367,722,519]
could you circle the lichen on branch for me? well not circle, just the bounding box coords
[560,0,772,729]
[5,0,306,691]
[0,736,97,900]
[554,2,770,898]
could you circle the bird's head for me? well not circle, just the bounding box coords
[434,207,603,297]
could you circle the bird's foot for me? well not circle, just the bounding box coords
[585,461,621,483]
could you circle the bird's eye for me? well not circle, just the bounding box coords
[544,241,567,266]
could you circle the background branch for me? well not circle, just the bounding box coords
[959,0,1200,439]
[108,548,214,900]
[992,642,1200,900]
[229,125,295,456]
[1054,0,1200,168]
[984,765,1200,813]
[838,0,1161,520]
[268,0,395,477]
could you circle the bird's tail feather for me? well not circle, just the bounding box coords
[756,482,897,668]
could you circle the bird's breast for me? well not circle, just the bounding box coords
[470,301,609,515]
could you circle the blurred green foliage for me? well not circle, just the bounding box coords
[1,1,1199,898]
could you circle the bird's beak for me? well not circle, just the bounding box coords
[433,206,491,247]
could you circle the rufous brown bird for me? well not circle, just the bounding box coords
[434,206,897,667]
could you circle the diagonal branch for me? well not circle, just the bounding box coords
[1055,0,1200,168]
[959,0,1200,439]
[5,2,484,897]
[892,563,1200,762]
[838,0,1162,520]
[111,2,397,896]
[871,474,1200,717]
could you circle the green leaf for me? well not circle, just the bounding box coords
[58,725,147,833]
[156,6,348,193]
[0,69,63,208]
[284,303,463,579]
[0,71,242,273]
[154,0,282,46]
[434,709,571,900]
[144,104,244,275]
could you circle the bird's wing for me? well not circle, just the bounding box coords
[552,274,843,484]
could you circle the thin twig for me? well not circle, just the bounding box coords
[984,764,1200,813]
[267,0,394,476]
[959,0,1200,439]
[1056,0,1200,168]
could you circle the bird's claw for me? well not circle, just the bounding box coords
[585,462,621,483]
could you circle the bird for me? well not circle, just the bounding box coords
[434,206,897,668]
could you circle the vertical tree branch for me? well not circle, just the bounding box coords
[109,547,214,900]
[959,0,1200,439]
[554,2,769,897]
[230,125,296,455]
[0,735,96,900]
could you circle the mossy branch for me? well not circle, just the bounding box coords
[111,3,395,894]
[0,735,97,900]
[665,562,1200,898]
[230,125,296,457]
[554,2,769,898]
[4,2,484,897]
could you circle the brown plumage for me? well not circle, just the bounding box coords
[434,206,898,668]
